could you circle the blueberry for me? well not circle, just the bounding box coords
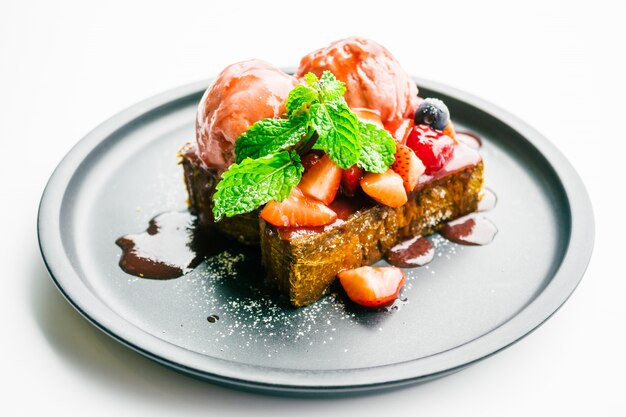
[414,98,450,131]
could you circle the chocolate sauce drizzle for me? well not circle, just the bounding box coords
[115,211,224,280]
[386,236,434,267]
[116,131,497,280]
[440,215,498,246]
[385,131,498,268]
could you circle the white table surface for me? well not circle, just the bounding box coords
[2,0,624,415]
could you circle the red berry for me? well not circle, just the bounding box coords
[391,144,425,193]
[298,154,342,205]
[301,153,321,172]
[260,187,337,227]
[360,169,408,208]
[339,266,406,307]
[406,124,455,175]
[341,165,364,197]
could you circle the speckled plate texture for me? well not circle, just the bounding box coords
[38,77,594,396]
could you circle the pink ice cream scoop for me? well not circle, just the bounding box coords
[296,37,418,125]
[196,59,298,173]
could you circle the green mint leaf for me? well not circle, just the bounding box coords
[310,100,361,169]
[304,72,318,86]
[356,121,397,173]
[285,84,317,117]
[318,71,346,102]
[222,71,397,223]
[212,151,303,221]
[234,115,309,163]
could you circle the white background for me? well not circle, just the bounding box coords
[1,0,625,415]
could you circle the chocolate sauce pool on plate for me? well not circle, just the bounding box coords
[440,214,498,246]
[117,133,496,280]
[386,236,434,268]
[116,211,224,279]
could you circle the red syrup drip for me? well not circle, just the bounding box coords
[385,236,434,268]
[115,211,225,279]
[440,214,498,246]
[455,131,482,150]
[415,141,482,189]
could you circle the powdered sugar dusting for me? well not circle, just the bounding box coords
[171,249,366,360]
[161,231,465,363]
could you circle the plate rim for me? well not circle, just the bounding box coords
[37,77,594,395]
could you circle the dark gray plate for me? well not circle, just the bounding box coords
[38,78,594,396]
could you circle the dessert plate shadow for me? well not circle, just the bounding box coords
[38,77,594,396]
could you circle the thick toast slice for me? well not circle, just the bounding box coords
[260,160,483,306]
[181,141,483,306]
[180,142,260,245]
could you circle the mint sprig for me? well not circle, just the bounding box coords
[356,121,397,173]
[212,71,397,220]
[310,100,360,169]
[315,70,346,101]
[234,114,310,163]
[213,152,303,221]
[285,84,317,117]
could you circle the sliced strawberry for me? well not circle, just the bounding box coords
[443,121,457,142]
[391,144,425,193]
[341,165,364,197]
[298,154,342,205]
[360,169,408,208]
[301,153,321,172]
[260,187,337,227]
[384,118,414,144]
[339,266,406,307]
[406,124,455,175]
[352,108,384,128]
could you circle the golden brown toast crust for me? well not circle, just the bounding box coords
[180,142,260,245]
[260,162,484,306]
[181,142,484,306]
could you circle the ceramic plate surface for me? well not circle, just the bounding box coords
[38,77,594,395]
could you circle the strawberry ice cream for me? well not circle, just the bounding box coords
[296,37,418,125]
[196,60,297,172]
